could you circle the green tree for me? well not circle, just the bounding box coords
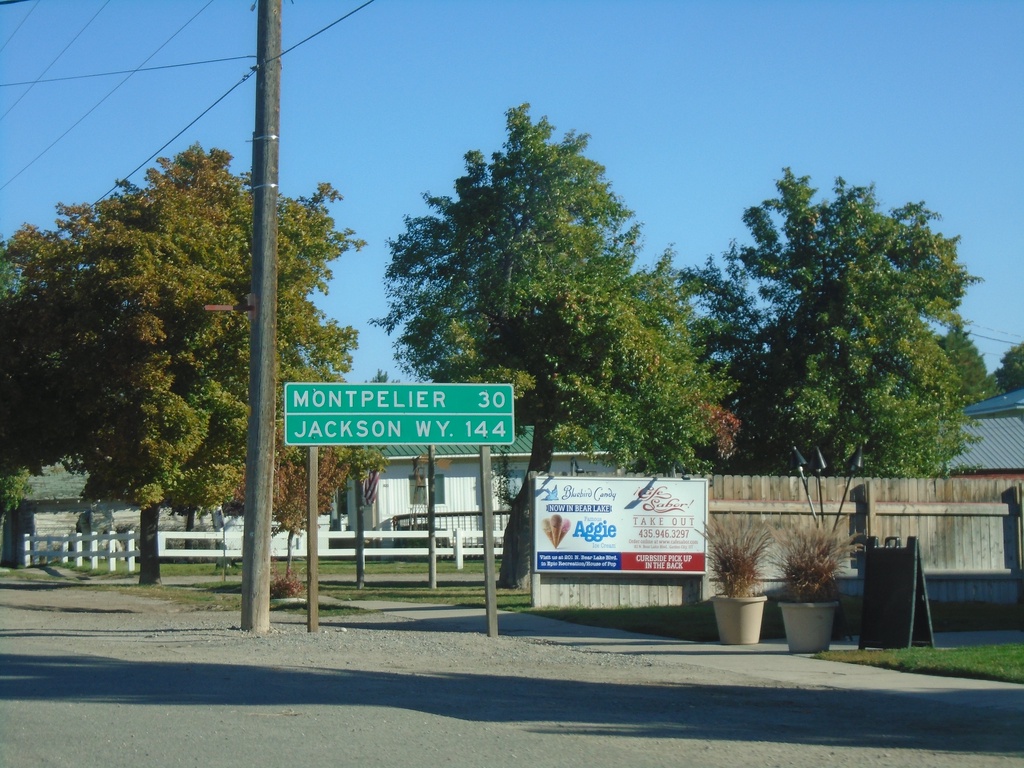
[684,169,977,477]
[938,328,998,402]
[0,145,362,583]
[0,239,15,295]
[0,468,29,562]
[995,343,1024,393]
[376,105,728,588]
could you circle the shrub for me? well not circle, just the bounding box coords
[704,515,773,598]
[270,568,304,599]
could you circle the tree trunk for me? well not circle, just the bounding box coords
[138,503,162,585]
[497,423,554,589]
[0,509,10,568]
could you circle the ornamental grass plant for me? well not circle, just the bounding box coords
[704,515,773,598]
[772,524,858,603]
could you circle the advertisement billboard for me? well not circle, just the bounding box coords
[532,475,708,574]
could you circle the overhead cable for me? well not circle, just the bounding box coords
[95,0,379,202]
[1,0,111,122]
[93,69,257,204]
[0,0,215,192]
[277,0,377,60]
[0,0,39,54]
[0,56,256,88]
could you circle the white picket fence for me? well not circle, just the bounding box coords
[159,528,503,569]
[23,532,138,572]
[23,528,501,572]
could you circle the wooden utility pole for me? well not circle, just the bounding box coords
[306,447,319,633]
[240,0,282,634]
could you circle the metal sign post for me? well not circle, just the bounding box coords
[480,446,499,637]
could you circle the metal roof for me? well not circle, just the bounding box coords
[378,427,600,460]
[952,416,1024,472]
[379,428,535,459]
[964,387,1024,419]
[25,465,87,501]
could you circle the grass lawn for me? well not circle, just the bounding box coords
[817,644,1024,686]
[8,559,1023,685]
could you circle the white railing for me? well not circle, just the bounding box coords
[23,532,138,573]
[158,529,503,569]
[20,528,502,572]
[451,529,504,569]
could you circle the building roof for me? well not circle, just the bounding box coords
[952,416,1024,473]
[25,465,87,501]
[379,428,537,460]
[964,387,1024,419]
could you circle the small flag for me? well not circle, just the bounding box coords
[362,471,380,506]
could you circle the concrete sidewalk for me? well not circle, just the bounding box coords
[348,599,1024,713]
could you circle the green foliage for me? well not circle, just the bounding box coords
[684,169,977,477]
[938,328,998,402]
[995,343,1024,393]
[0,145,362,510]
[0,239,16,296]
[0,469,29,513]
[376,105,726,475]
[376,105,728,587]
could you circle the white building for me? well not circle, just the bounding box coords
[338,428,618,534]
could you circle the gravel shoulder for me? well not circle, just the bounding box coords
[1,578,1022,768]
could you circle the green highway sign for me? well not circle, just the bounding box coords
[283,382,515,446]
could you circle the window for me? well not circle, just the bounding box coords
[409,471,445,505]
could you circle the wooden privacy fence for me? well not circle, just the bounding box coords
[23,531,138,572]
[708,475,1024,603]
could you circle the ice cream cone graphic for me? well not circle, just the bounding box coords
[542,514,571,548]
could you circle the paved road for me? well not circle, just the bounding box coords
[1,577,1022,768]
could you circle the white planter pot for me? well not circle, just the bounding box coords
[780,601,837,653]
[711,594,767,645]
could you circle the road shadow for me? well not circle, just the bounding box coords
[0,650,1020,757]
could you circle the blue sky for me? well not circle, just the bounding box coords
[2,0,1022,382]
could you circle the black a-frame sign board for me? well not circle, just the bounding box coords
[859,536,934,650]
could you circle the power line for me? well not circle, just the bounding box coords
[3,0,378,203]
[93,69,256,204]
[0,0,111,122]
[965,321,1023,343]
[278,0,377,60]
[0,0,375,86]
[0,0,216,193]
[0,0,38,55]
[968,331,1022,347]
[0,56,256,87]
[94,0,379,203]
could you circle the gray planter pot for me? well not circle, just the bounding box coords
[711,594,767,645]
[779,601,838,653]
